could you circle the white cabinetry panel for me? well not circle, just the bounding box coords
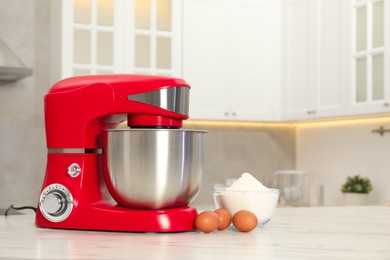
[50,0,182,84]
[230,0,279,121]
[316,0,347,118]
[347,0,390,116]
[281,0,346,120]
[281,0,315,120]
[182,0,230,120]
[183,0,279,121]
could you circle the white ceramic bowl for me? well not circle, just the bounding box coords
[213,188,280,227]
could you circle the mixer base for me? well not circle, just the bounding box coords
[36,204,198,233]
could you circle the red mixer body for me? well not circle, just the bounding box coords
[35,74,198,232]
[44,74,190,149]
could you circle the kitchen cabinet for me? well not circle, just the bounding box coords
[50,0,182,84]
[49,0,390,122]
[183,0,280,121]
[280,0,347,121]
[347,0,390,116]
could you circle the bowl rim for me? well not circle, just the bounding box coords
[104,128,207,133]
[212,187,280,194]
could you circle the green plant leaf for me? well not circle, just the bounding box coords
[341,174,373,193]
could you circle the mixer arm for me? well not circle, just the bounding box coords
[45,75,191,149]
[45,82,115,149]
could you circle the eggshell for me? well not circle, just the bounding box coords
[214,208,232,230]
[195,211,220,233]
[232,210,258,232]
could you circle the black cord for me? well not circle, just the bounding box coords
[4,204,37,216]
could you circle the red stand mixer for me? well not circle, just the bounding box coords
[35,74,206,232]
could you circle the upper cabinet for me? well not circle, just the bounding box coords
[183,0,280,121]
[50,0,182,84]
[281,0,389,121]
[347,0,390,115]
[50,0,389,122]
[280,0,347,120]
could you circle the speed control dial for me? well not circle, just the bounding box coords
[39,184,73,222]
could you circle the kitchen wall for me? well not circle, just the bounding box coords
[296,117,390,206]
[186,123,296,206]
[0,0,47,212]
[0,0,295,210]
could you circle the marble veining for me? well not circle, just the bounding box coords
[0,206,389,260]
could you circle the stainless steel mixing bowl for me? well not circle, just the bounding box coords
[102,128,206,209]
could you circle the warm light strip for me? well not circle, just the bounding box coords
[119,116,390,129]
[296,116,390,128]
[184,120,295,128]
[185,116,390,129]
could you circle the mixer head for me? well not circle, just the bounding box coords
[44,74,191,149]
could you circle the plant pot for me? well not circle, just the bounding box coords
[343,193,369,206]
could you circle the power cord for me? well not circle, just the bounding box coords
[4,204,37,216]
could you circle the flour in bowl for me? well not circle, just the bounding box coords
[227,172,270,191]
[214,172,279,227]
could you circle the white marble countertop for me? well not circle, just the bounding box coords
[1,206,390,260]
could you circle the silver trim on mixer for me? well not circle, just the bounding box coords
[39,183,73,222]
[128,86,189,116]
[48,148,102,154]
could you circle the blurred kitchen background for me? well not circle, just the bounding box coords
[0,0,389,211]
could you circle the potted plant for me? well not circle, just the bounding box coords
[341,175,373,206]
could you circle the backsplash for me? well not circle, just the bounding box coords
[296,118,390,206]
[185,123,296,205]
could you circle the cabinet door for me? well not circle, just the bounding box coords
[183,0,230,120]
[281,0,317,120]
[129,0,182,76]
[183,0,278,121]
[51,0,120,84]
[281,0,346,120]
[315,0,346,118]
[229,0,279,121]
[347,0,390,115]
[50,0,181,84]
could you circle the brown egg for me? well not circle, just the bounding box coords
[214,208,232,230]
[195,211,220,233]
[232,210,258,232]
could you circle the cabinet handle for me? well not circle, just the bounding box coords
[307,110,317,115]
[384,102,389,107]
[224,112,236,116]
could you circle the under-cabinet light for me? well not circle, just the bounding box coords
[297,116,390,128]
[184,120,294,128]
